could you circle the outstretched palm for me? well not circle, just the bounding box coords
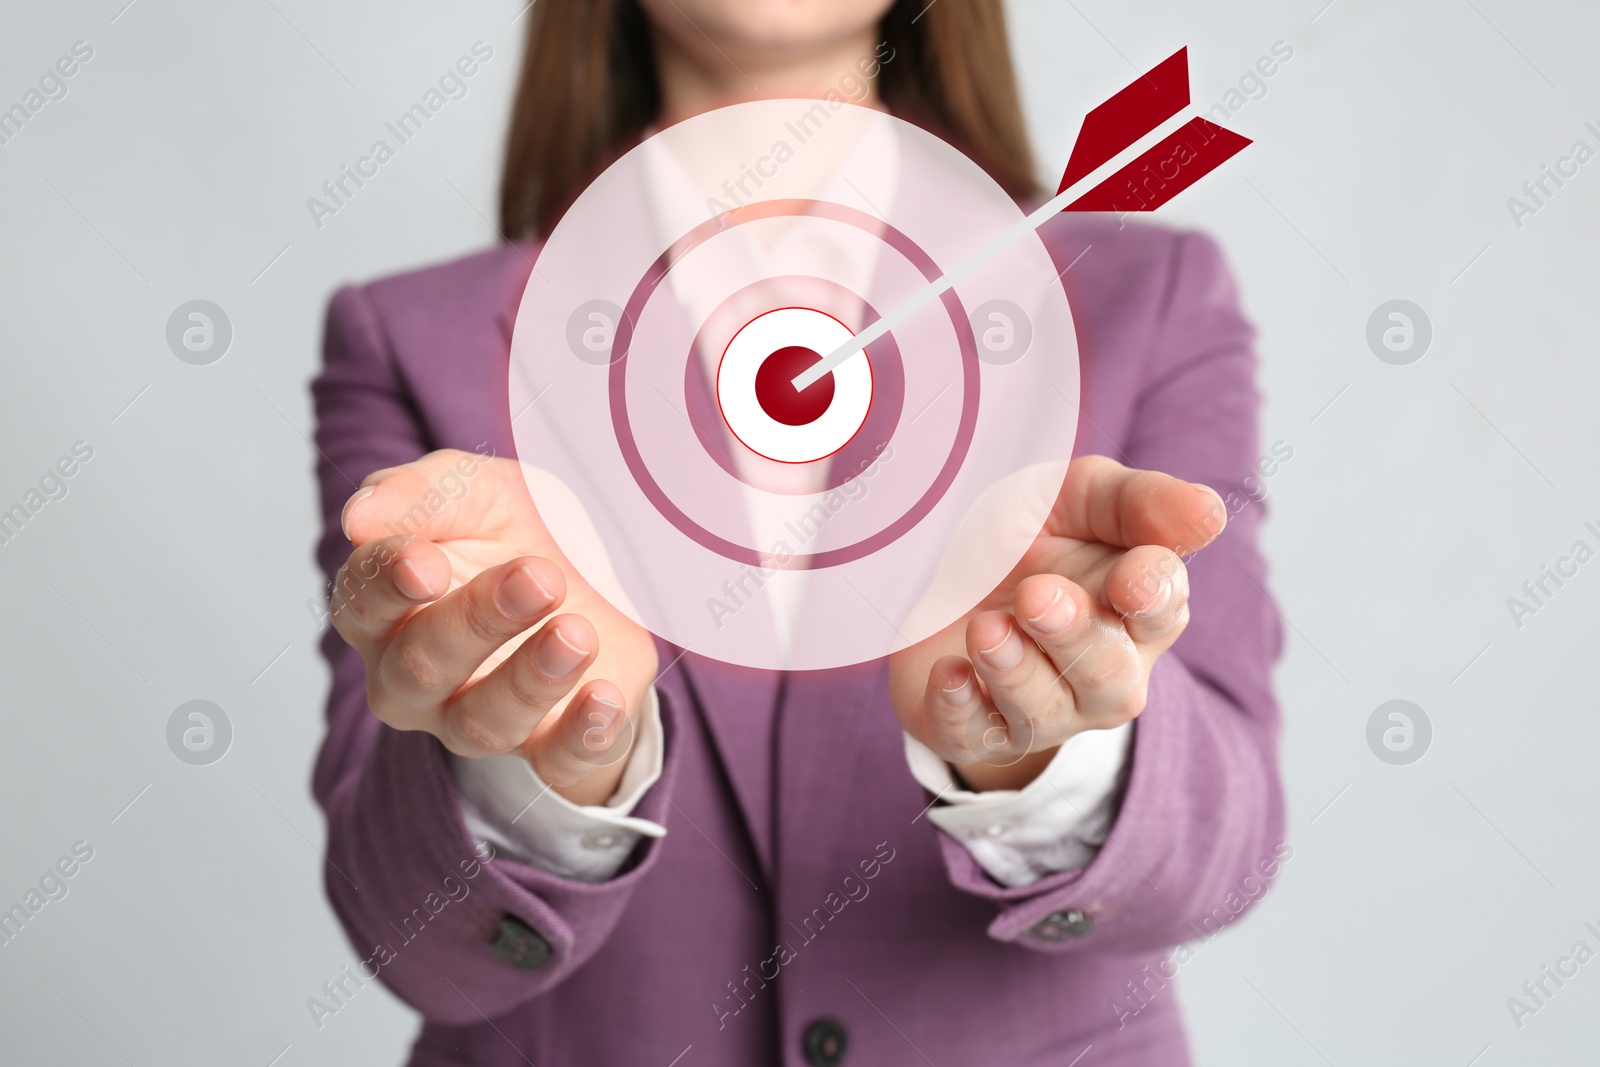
[889,455,1225,792]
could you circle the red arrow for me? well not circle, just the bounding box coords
[792,47,1251,390]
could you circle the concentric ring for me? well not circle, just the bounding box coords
[715,306,872,464]
[683,275,907,494]
[607,197,980,570]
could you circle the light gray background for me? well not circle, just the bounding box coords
[2,1,1596,1064]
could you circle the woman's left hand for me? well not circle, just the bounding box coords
[888,455,1228,792]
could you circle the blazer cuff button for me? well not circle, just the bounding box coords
[1030,908,1095,941]
[490,914,552,970]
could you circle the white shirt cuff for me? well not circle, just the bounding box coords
[449,687,668,883]
[903,721,1133,888]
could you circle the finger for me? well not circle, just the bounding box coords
[965,610,1080,753]
[1010,575,1144,723]
[439,613,598,757]
[374,556,566,719]
[329,535,452,656]
[906,656,1005,764]
[1052,454,1227,555]
[341,449,521,547]
[523,680,634,790]
[1101,545,1191,650]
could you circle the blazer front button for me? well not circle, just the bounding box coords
[490,915,552,970]
[802,1017,848,1066]
[1031,908,1095,941]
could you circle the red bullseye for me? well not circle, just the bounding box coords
[754,346,834,426]
[716,306,872,464]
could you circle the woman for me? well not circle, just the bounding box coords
[311,1,1285,1064]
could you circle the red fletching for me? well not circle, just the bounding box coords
[1057,47,1191,195]
[1061,118,1250,213]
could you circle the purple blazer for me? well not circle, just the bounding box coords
[310,215,1285,1067]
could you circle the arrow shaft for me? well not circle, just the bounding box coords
[792,106,1194,391]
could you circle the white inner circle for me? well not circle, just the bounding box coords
[716,307,873,464]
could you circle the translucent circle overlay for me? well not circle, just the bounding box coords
[510,101,1080,670]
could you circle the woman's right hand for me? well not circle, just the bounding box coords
[330,449,659,807]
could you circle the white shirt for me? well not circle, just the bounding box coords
[452,110,1132,888]
[453,693,1129,888]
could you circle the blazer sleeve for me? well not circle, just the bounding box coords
[309,283,680,1023]
[934,231,1289,954]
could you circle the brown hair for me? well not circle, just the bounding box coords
[499,0,1040,239]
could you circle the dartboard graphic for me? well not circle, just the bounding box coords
[507,39,1259,672]
[512,97,1081,668]
[510,100,1081,671]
